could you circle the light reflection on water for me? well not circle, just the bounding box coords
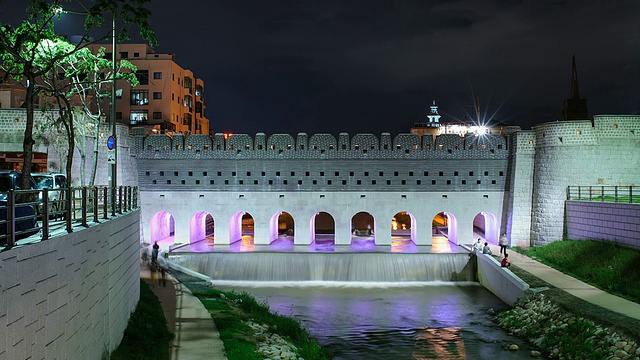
[215,284,537,360]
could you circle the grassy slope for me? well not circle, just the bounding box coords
[171,272,334,360]
[109,280,173,360]
[516,240,640,303]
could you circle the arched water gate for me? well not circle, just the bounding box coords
[473,211,499,244]
[270,211,295,242]
[190,211,214,244]
[311,211,335,244]
[150,211,175,245]
[391,211,416,243]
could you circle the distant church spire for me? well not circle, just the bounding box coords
[570,55,580,99]
[562,55,588,120]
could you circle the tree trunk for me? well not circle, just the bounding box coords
[20,72,36,189]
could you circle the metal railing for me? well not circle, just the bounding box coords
[567,186,639,204]
[1,186,138,249]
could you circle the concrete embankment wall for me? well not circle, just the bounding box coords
[0,211,141,360]
[566,201,640,251]
[475,252,529,305]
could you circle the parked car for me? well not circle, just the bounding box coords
[0,170,37,201]
[32,172,68,213]
[0,171,40,241]
[0,200,39,241]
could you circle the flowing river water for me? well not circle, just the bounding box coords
[169,246,539,359]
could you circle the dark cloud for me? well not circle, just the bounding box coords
[2,0,638,135]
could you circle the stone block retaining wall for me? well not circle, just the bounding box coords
[566,201,640,250]
[0,211,141,360]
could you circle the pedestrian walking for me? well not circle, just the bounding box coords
[151,241,159,264]
[499,233,509,256]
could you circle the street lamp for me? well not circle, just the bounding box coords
[55,6,117,214]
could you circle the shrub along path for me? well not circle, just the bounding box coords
[496,244,640,340]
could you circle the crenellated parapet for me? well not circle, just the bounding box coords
[133,131,509,160]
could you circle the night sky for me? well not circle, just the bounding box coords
[2,0,639,135]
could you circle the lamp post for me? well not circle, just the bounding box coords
[110,14,117,216]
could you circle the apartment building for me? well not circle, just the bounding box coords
[88,43,209,135]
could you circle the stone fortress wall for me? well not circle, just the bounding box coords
[528,115,640,245]
[130,114,640,247]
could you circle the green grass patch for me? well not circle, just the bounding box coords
[109,280,173,360]
[515,240,640,303]
[191,288,333,360]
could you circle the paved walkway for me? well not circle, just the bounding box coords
[140,261,227,360]
[489,244,640,321]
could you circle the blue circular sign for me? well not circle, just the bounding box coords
[107,136,116,150]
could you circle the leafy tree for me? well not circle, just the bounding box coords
[0,0,156,189]
[35,40,138,186]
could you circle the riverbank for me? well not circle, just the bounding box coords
[494,240,640,359]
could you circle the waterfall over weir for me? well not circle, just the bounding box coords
[169,253,475,282]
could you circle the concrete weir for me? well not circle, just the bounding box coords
[169,252,475,282]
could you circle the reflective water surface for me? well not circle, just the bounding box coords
[214,283,538,360]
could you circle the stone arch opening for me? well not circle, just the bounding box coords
[190,211,214,244]
[150,211,175,246]
[230,211,255,245]
[391,211,416,244]
[473,211,498,244]
[433,211,458,245]
[351,211,375,245]
[270,211,295,242]
[311,211,335,246]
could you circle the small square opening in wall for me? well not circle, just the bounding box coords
[225,180,229,185]
[492,180,496,184]
[199,194,204,198]
[446,180,451,185]
[313,180,317,185]
[477,180,481,184]
[152,180,157,184]
[328,180,332,185]
[401,194,407,199]
[262,172,266,176]
[279,194,284,198]
[298,180,303,185]
[160,171,165,176]
[232,171,236,176]
[189,171,193,176]
[442,194,447,198]
[239,194,244,198]
[387,180,391,185]
[203,172,207,176]
[254,180,259,185]
[210,180,214,184]
[372,180,377,185]
[145,171,150,176]
[360,194,366,198]
[159,194,164,198]
[401,180,406,185]
[239,180,244,185]
[432,180,436,185]
[283,180,288,185]
[269,180,273,185]
[462,180,466,185]
[483,194,489,198]
[174,171,178,176]
[195,180,200,185]
[320,194,325,198]
[167,180,172,184]
[342,180,347,185]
